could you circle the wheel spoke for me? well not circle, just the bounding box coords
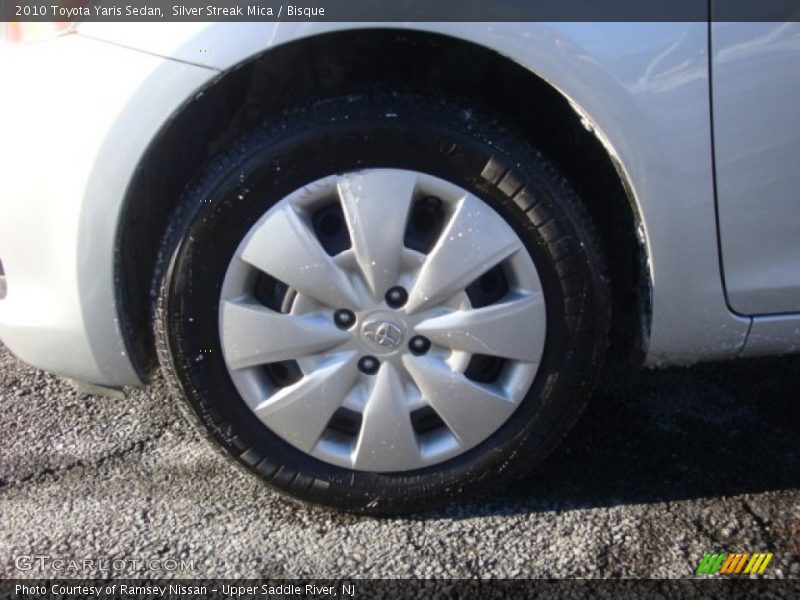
[403,355,517,448]
[239,203,360,309]
[221,299,349,370]
[254,352,359,453]
[337,170,417,299]
[415,293,546,362]
[406,193,523,313]
[353,362,421,470]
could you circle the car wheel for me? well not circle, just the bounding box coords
[154,92,609,514]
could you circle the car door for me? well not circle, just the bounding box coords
[712,22,800,314]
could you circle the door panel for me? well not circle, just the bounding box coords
[712,22,800,314]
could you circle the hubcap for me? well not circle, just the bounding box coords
[219,169,546,472]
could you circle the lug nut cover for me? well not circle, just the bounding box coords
[385,286,409,308]
[333,309,356,329]
[358,356,380,375]
[409,336,432,355]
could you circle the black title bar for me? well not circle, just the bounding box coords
[2,0,800,23]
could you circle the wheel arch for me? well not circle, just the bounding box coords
[115,28,651,380]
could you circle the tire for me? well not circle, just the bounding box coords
[153,92,610,515]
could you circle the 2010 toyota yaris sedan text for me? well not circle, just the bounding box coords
[1,21,799,513]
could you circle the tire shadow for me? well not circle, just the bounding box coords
[421,354,800,518]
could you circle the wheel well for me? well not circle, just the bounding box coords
[117,28,650,380]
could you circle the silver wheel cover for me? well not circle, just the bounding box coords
[219,169,546,472]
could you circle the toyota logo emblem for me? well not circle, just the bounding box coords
[362,319,404,349]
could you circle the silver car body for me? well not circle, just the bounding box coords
[1,21,798,386]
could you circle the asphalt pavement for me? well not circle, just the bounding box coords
[1,342,798,579]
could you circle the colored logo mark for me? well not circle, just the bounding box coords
[696,552,773,575]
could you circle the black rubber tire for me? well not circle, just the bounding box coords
[153,92,610,515]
